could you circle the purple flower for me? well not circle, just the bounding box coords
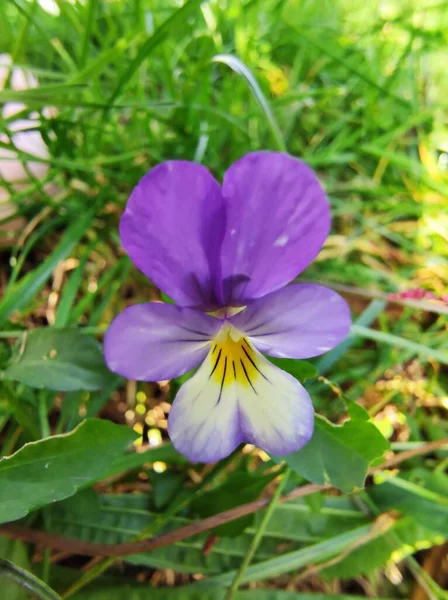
[105,152,351,463]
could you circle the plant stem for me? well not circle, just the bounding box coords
[38,392,50,439]
[224,467,291,600]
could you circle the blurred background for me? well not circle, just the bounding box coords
[0,0,447,598]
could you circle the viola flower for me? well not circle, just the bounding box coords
[105,152,351,463]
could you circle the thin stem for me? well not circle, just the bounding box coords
[38,392,50,439]
[41,548,51,584]
[224,467,291,600]
[0,557,62,600]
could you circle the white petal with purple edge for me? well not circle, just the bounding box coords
[104,303,221,381]
[230,284,351,359]
[168,335,314,463]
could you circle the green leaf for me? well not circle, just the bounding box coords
[3,329,112,391]
[151,471,185,510]
[103,442,187,478]
[320,515,442,579]
[192,471,278,537]
[369,475,448,535]
[282,403,389,492]
[45,489,368,574]
[268,358,317,383]
[0,419,136,524]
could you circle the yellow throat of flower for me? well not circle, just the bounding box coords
[209,324,261,391]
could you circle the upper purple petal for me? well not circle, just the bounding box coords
[104,302,221,381]
[230,284,351,359]
[120,161,225,310]
[219,152,330,306]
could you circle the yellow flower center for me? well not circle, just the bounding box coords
[209,325,260,391]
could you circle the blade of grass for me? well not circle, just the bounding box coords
[0,207,96,327]
[351,324,448,365]
[54,241,97,328]
[197,522,376,588]
[108,0,203,105]
[79,0,99,68]
[224,469,291,600]
[316,299,386,374]
[0,557,62,600]
[213,54,287,152]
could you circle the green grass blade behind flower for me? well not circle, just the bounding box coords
[73,589,396,600]
[108,0,203,105]
[88,260,132,326]
[54,242,97,328]
[212,54,287,152]
[68,257,129,325]
[287,28,412,111]
[0,83,85,104]
[0,208,96,328]
[316,299,386,374]
[8,0,58,65]
[195,522,378,588]
[351,325,448,365]
[0,557,62,600]
[224,469,291,600]
[7,213,63,289]
[79,0,99,68]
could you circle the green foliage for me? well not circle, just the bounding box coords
[192,470,278,537]
[0,537,31,600]
[0,420,135,524]
[0,0,447,596]
[282,402,389,492]
[3,328,112,391]
[267,358,318,382]
[0,555,62,600]
[150,471,185,509]
[0,210,95,328]
[45,489,370,574]
[320,515,441,580]
[370,473,448,536]
[75,588,396,600]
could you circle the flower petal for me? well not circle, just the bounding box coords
[120,161,225,310]
[104,303,221,381]
[219,152,330,305]
[168,337,313,462]
[230,284,351,359]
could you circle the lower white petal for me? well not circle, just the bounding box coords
[168,329,314,462]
